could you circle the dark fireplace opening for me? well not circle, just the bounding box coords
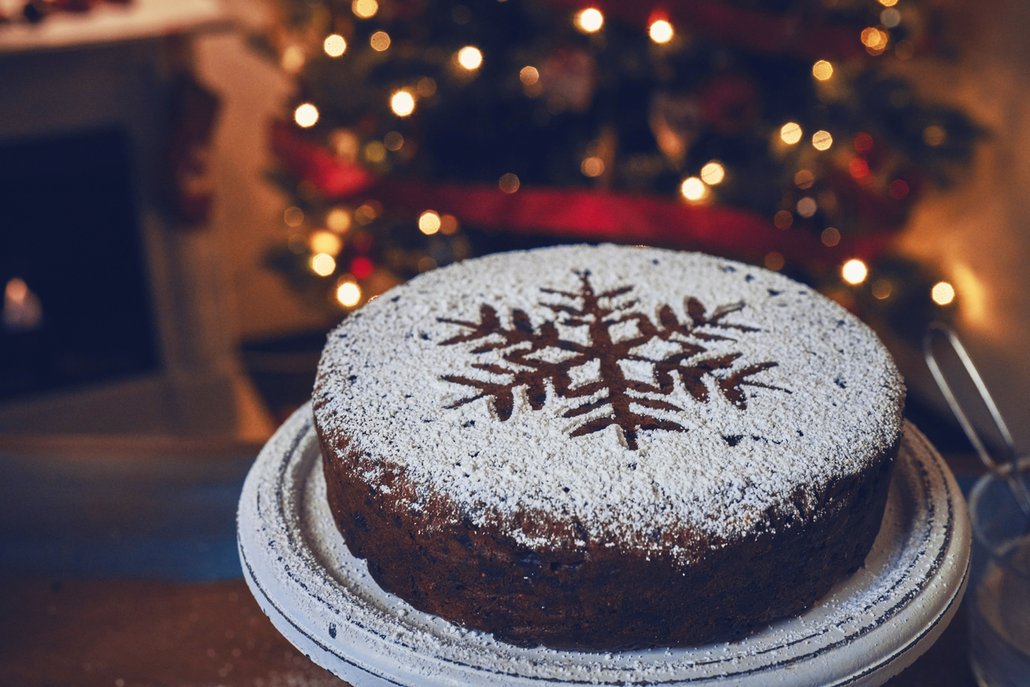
[0,126,159,401]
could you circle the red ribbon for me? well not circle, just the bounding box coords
[271,121,892,267]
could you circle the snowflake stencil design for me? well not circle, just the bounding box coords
[437,270,788,450]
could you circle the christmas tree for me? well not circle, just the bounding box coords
[255,0,978,340]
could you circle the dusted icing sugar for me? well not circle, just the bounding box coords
[313,245,904,559]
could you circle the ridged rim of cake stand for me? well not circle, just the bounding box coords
[238,404,970,687]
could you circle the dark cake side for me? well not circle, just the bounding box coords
[317,421,899,650]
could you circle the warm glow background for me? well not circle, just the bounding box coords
[194,0,1030,446]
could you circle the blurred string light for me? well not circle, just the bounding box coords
[679,177,707,202]
[384,131,404,151]
[309,230,343,255]
[796,197,817,218]
[323,34,347,58]
[881,8,901,28]
[456,46,483,71]
[871,279,893,300]
[878,0,898,7]
[418,210,442,235]
[581,156,605,178]
[812,59,834,81]
[648,19,674,44]
[336,279,362,307]
[280,45,305,73]
[780,122,803,145]
[773,210,793,230]
[519,65,539,85]
[821,227,841,247]
[310,252,337,277]
[932,281,956,306]
[370,31,391,52]
[923,124,947,147]
[812,130,833,151]
[283,206,305,227]
[326,207,352,233]
[699,161,725,185]
[352,0,378,19]
[841,258,869,285]
[574,7,604,33]
[439,214,459,235]
[764,252,785,271]
[363,140,387,163]
[794,169,815,189]
[294,102,319,128]
[499,172,520,193]
[390,89,416,117]
[861,27,889,55]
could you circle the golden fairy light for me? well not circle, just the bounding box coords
[440,214,459,235]
[581,156,605,178]
[283,206,305,228]
[841,258,869,285]
[418,210,442,235]
[932,281,956,306]
[773,210,793,230]
[416,77,437,97]
[310,252,337,277]
[923,125,947,147]
[326,207,352,233]
[878,0,898,7]
[679,177,707,202]
[330,129,360,159]
[574,7,604,34]
[821,227,841,247]
[323,34,347,58]
[294,102,319,128]
[363,140,387,163]
[519,66,540,85]
[456,46,483,71]
[881,8,901,28]
[871,279,893,300]
[812,130,834,151]
[794,169,815,189]
[354,201,381,224]
[780,122,803,145]
[796,197,818,218]
[699,161,725,185]
[370,30,391,52]
[764,252,785,271]
[384,131,404,151]
[309,230,343,255]
[280,45,305,74]
[390,89,416,117]
[812,60,834,81]
[336,279,363,308]
[499,172,520,193]
[352,0,378,19]
[648,19,674,44]
[861,27,889,54]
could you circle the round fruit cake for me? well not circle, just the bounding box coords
[312,244,905,650]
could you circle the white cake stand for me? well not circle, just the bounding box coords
[238,405,970,687]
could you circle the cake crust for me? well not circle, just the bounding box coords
[313,245,905,649]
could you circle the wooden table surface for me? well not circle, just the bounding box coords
[0,433,980,686]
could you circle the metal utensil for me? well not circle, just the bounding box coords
[923,322,1030,519]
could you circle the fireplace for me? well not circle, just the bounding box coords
[0,3,267,437]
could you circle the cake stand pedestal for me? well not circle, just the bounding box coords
[237,404,970,687]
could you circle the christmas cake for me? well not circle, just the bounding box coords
[313,244,905,650]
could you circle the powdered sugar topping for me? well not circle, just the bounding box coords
[313,245,904,557]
